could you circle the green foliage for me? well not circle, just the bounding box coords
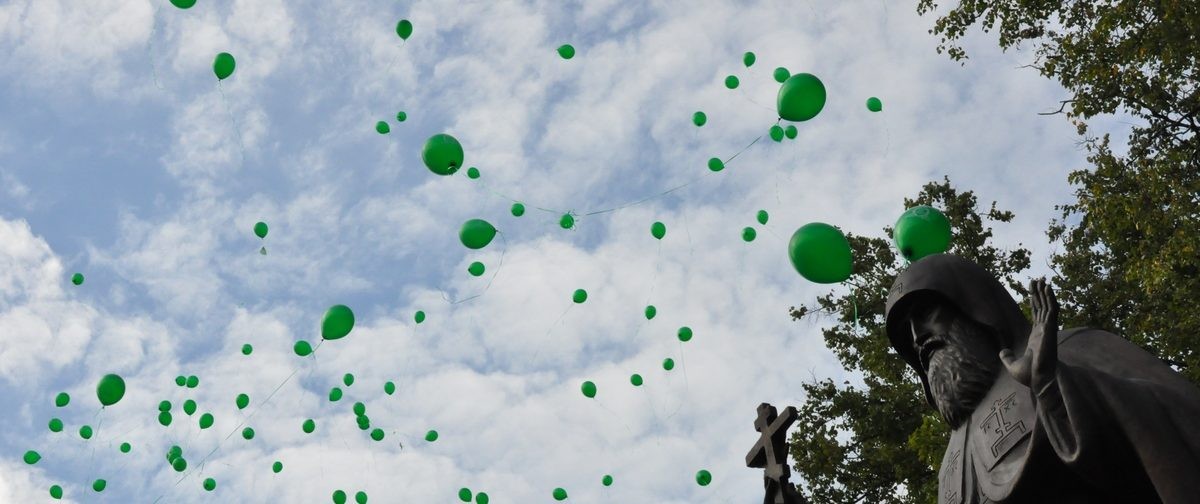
[788,177,1030,503]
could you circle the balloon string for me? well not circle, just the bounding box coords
[440,231,508,304]
[217,80,247,164]
[631,241,662,342]
[383,39,407,75]
[666,342,690,420]
[146,2,165,91]
[531,303,572,364]
[592,397,635,438]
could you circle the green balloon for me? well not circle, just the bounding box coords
[186,375,199,388]
[213,52,236,80]
[757,210,769,225]
[511,203,526,217]
[329,387,343,402]
[356,415,370,430]
[777,73,827,122]
[468,261,486,277]
[651,221,666,240]
[769,125,784,142]
[773,67,790,83]
[303,419,315,434]
[167,445,182,462]
[50,485,62,499]
[460,219,497,249]
[334,490,347,504]
[893,205,952,261]
[867,96,883,112]
[396,111,407,122]
[322,304,355,340]
[353,401,366,416]
[644,305,656,320]
[743,51,756,67]
[476,492,489,504]
[415,310,426,324]
[553,487,568,501]
[573,289,587,304]
[199,413,214,429]
[71,273,84,285]
[203,478,216,491]
[236,393,249,410]
[742,227,757,242]
[92,479,106,492]
[696,469,712,486]
[273,461,283,473]
[678,326,693,342]
[158,411,172,426]
[396,19,413,40]
[466,167,480,179]
[158,400,172,412]
[175,376,186,387]
[707,157,725,172]
[663,358,675,371]
[80,425,93,439]
[241,343,253,355]
[422,134,464,175]
[557,44,575,59]
[172,457,187,472]
[242,427,255,440]
[49,418,63,432]
[384,381,396,395]
[375,121,390,134]
[356,491,368,504]
[692,111,707,127]
[55,392,69,407]
[559,213,575,229]
[96,374,126,406]
[785,125,798,139]
[459,488,472,502]
[170,0,196,8]
[630,374,643,386]
[120,442,131,453]
[724,75,739,89]
[602,474,613,486]
[23,450,40,465]
[295,340,313,356]
[254,221,268,239]
[788,222,853,284]
[581,380,597,398]
[425,429,439,442]
[183,399,196,415]
[370,428,384,441]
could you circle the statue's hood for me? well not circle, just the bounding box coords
[884,254,1031,408]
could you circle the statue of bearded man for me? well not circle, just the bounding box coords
[884,254,1200,504]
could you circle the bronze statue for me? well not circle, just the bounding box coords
[884,254,1200,503]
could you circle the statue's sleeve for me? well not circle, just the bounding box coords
[1035,331,1200,504]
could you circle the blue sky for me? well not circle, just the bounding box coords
[0,0,1128,502]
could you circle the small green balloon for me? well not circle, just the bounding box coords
[96,373,126,406]
[777,73,827,122]
[468,261,486,277]
[459,487,473,502]
[167,445,182,462]
[213,52,236,80]
[322,304,355,340]
[692,111,707,127]
[678,326,693,342]
[92,479,106,492]
[236,393,249,410]
[295,340,313,356]
[707,157,725,172]
[172,457,187,472]
[422,133,464,176]
[158,400,172,412]
[80,425,93,439]
[476,492,489,504]
[186,375,199,388]
[120,442,131,453]
[203,477,216,491]
[559,213,575,229]
[254,221,268,239]
[757,210,769,225]
[893,205,952,261]
[241,343,253,355]
[23,450,40,465]
[170,0,196,9]
[356,491,368,504]
[785,125,798,139]
[396,19,413,40]
[343,373,355,387]
[54,392,69,407]
[384,381,396,395]
[773,67,790,83]
[375,121,390,134]
[303,419,316,434]
[630,374,643,387]
[183,399,196,415]
[273,460,284,473]
[425,429,439,442]
[602,474,613,486]
[663,358,675,371]
[581,380,597,398]
[175,376,186,387]
[742,227,757,242]
[466,167,480,179]
[788,222,852,284]
[353,401,367,416]
[743,51,756,67]
[396,111,407,122]
[573,289,588,304]
[651,221,666,240]
[50,484,63,499]
[769,125,784,142]
[242,427,255,440]
[696,469,713,486]
[557,44,576,59]
[553,487,568,501]
[371,428,385,441]
[49,418,63,432]
[158,411,172,426]
[460,219,498,249]
[644,305,657,320]
[356,415,370,430]
[867,96,883,112]
[333,490,347,504]
[415,310,426,324]
[199,413,214,429]
[511,202,526,217]
[724,75,740,89]
[71,273,84,285]
[329,387,343,402]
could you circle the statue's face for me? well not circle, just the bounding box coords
[908,299,1000,428]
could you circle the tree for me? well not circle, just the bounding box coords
[787,177,1031,503]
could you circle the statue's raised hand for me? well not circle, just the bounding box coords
[1000,277,1059,394]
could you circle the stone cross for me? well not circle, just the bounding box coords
[746,403,808,504]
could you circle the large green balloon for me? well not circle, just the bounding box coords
[254,221,268,239]
[71,273,84,285]
[96,374,126,406]
[867,97,883,112]
[557,44,576,59]
[54,392,69,407]
[422,134,464,175]
[572,289,587,304]
[170,0,196,8]
[459,219,497,249]
[743,51,756,67]
[788,223,852,284]
[213,52,236,80]
[777,73,826,122]
[581,380,597,398]
[893,205,951,262]
[396,20,413,40]
[692,111,706,127]
[651,221,666,240]
[322,304,355,340]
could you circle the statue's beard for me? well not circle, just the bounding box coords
[926,322,1000,429]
